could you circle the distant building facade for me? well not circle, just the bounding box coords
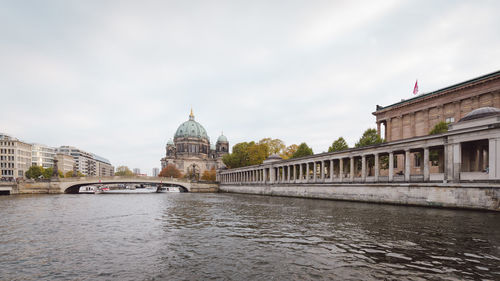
[0,133,32,180]
[54,153,75,175]
[373,70,500,142]
[160,110,229,177]
[152,168,159,177]
[133,168,141,175]
[31,143,56,168]
[56,146,113,176]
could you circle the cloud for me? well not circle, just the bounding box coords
[1,0,499,174]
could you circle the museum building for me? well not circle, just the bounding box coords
[160,110,229,177]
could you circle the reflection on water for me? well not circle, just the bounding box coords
[0,193,499,280]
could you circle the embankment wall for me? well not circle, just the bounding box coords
[220,183,500,211]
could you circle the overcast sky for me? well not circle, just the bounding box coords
[1,0,499,175]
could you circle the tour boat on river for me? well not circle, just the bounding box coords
[79,186,96,194]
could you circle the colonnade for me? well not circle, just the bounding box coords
[219,125,500,184]
[220,147,434,184]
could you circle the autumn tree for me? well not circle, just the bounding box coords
[259,138,285,155]
[355,128,384,148]
[201,167,216,181]
[114,166,134,176]
[291,142,313,159]
[159,164,182,178]
[222,141,269,168]
[429,121,449,135]
[281,144,298,159]
[328,137,349,152]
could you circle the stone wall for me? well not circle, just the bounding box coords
[220,183,500,211]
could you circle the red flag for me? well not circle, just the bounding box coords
[413,79,419,95]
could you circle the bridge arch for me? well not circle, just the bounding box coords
[58,176,192,194]
[64,182,189,194]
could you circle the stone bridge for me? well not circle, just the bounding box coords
[15,176,219,194]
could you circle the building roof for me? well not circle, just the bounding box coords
[217,133,228,143]
[458,107,500,122]
[174,110,209,141]
[374,70,500,114]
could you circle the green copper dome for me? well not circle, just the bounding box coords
[217,133,228,143]
[174,110,209,140]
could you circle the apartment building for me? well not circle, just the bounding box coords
[0,134,32,180]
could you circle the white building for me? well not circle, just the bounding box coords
[0,133,32,180]
[31,143,56,168]
[56,146,113,177]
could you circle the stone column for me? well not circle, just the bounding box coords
[330,159,334,182]
[263,168,267,184]
[444,144,450,182]
[287,165,291,182]
[361,155,366,181]
[387,118,392,142]
[452,143,461,183]
[424,147,430,181]
[489,138,499,180]
[377,121,381,137]
[320,161,325,181]
[405,149,410,182]
[299,163,303,183]
[312,162,317,182]
[305,163,309,183]
[389,152,394,181]
[339,158,344,182]
[374,153,379,182]
[269,167,275,184]
[350,157,354,182]
[399,115,404,140]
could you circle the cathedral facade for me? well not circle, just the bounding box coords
[160,110,228,177]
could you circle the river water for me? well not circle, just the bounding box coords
[0,193,499,280]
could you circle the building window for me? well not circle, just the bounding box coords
[445,117,455,123]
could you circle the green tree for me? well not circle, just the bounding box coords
[355,128,384,148]
[259,138,285,155]
[25,166,44,179]
[114,166,134,176]
[42,167,53,179]
[65,170,84,178]
[429,121,449,135]
[281,144,298,159]
[40,167,63,178]
[158,164,182,178]
[291,142,313,159]
[328,137,349,152]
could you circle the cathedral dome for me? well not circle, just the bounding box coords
[174,110,209,140]
[217,133,228,143]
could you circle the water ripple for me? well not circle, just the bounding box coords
[0,193,499,280]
